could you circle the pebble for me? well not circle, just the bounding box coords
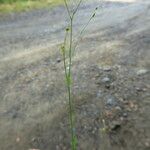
[137,69,148,75]
[105,84,111,89]
[84,125,87,129]
[123,112,128,117]
[103,67,112,72]
[56,145,60,150]
[115,106,122,111]
[106,97,117,106]
[120,117,124,121]
[102,77,111,83]
[96,90,102,98]
[16,137,20,143]
[136,87,147,92]
[145,141,150,147]
[92,127,97,134]
[110,121,121,131]
[46,84,50,88]
[56,58,61,63]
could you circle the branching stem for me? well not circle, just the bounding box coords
[62,1,97,150]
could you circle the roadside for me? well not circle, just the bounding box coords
[0,0,150,150]
[0,0,63,13]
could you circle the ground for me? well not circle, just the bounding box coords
[0,0,150,150]
[0,0,63,13]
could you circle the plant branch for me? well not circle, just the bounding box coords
[73,0,83,16]
[73,7,98,53]
[64,0,72,19]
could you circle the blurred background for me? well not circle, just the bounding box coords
[0,0,150,150]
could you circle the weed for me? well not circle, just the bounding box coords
[61,0,98,149]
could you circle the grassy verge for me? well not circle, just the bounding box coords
[0,0,63,13]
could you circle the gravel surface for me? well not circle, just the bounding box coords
[0,0,150,150]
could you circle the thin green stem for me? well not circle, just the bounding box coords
[68,18,73,77]
[64,0,72,19]
[62,1,96,149]
[68,16,77,150]
[63,1,77,150]
[73,0,83,16]
[80,7,98,36]
[73,7,98,53]
[62,30,68,80]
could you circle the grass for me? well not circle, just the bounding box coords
[0,0,63,13]
[61,0,98,149]
[61,0,80,148]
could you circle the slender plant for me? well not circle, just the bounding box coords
[61,0,98,149]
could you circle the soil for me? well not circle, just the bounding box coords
[0,0,150,150]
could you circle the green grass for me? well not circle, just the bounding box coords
[0,0,63,13]
[61,0,98,149]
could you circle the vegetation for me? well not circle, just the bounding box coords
[61,0,98,149]
[0,0,63,13]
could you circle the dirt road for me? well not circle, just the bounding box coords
[0,0,150,150]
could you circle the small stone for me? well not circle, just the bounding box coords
[136,87,147,92]
[16,137,20,143]
[143,88,147,92]
[56,145,60,150]
[145,141,150,147]
[110,121,121,131]
[83,111,87,116]
[115,106,122,111]
[103,67,112,72]
[56,58,61,63]
[137,69,148,75]
[136,87,142,91]
[105,84,111,89]
[74,85,79,89]
[92,130,95,134]
[123,112,128,117]
[120,117,124,121]
[84,125,87,129]
[46,84,50,87]
[102,77,111,83]
[96,90,102,98]
[31,137,36,142]
[59,135,63,140]
[92,127,97,134]
[12,112,18,119]
[106,97,117,106]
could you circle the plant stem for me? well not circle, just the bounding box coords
[68,16,77,150]
[63,1,77,149]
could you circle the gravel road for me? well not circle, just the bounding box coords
[0,0,150,150]
[0,0,138,59]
